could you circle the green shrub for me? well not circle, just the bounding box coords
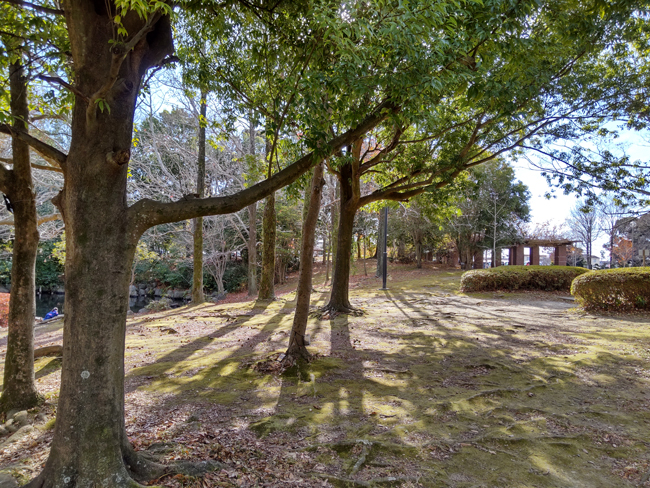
[571,267,650,311]
[461,265,589,292]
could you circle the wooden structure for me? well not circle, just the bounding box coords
[500,238,574,266]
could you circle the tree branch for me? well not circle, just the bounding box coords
[0,212,61,226]
[0,124,67,169]
[128,100,398,237]
[1,0,64,15]
[37,75,90,103]
[87,12,161,124]
[1,157,64,173]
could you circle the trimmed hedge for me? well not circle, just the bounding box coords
[571,267,650,311]
[461,265,590,292]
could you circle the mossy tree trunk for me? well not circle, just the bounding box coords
[0,61,42,412]
[284,161,324,362]
[191,90,207,304]
[258,192,276,299]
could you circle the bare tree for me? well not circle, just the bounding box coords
[566,202,603,269]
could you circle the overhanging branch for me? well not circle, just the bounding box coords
[1,0,64,15]
[129,100,398,237]
[0,124,67,169]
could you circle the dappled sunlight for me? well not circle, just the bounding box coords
[5,267,650,486]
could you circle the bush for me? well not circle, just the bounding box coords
[571,267,650,311]
[144,297,172,312]
[461,265,589,292]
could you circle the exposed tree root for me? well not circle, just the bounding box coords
[315,303,365,319]
[24,449,224,488]
[311,472,416,487]
[34,345,63,358]
[350,440,372,475]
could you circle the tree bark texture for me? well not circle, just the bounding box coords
[258,192,276,299]
[247,203,257,296]
[25,7,174,487]
[324,140,362,313]
[285,161,324,362]
[0,61,42,412]
[19,5,394,484]
[191,91,207,304]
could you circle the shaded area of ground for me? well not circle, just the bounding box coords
[0,263,649,487]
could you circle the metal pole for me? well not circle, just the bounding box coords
[381,206,388,290]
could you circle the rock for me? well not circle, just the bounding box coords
[0,286,9,294]
[0,473,19,488]
[53,286,64,294]
[168,289,186,299]
[5,410,18,421]
[5,424,17,434]
[0,425,34,449]
[154,287,162,297]
[126,309,134,316]
[12,411,28,427]
[0,426,7,436]
[35,413,47,422]
[129,285,138,297]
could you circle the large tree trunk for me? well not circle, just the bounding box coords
[258,192,276,299]
[284,161,324,362]
[0,61,42,412]
[247,203,257,295]
[26,8,173,487]
[324,163,358,313]
[191,91,207,304]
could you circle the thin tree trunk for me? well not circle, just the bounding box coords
[247,203,257,295]
[324,228,331,284]
[247,116,258,296]
[376,208,386,277]
[258,192,276,299]
[0,61,42,412]
[363,236,367,276]
[357,233,361,260]
[191,90,207,304]
[416,238,423,269]
[284,161,324,362]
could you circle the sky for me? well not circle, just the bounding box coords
[513,129,649,262]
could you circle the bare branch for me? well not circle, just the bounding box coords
[0,212,61,226]
[0,124,67,169]
[129,100,398,237]
[37,75,90,103]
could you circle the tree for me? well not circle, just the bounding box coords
[1,0,644,485]
[284,160,325,362]
[0,8,66,411]
[599,196,631,268]
[191,89,207,303]
[612,236,635,266]
[567,202,603,269]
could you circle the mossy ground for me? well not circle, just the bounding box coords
[1,263,650,487]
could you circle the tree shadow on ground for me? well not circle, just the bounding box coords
[121,280,650,487]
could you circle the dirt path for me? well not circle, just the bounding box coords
[1,266,649,487]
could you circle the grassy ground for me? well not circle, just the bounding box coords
[1,263,650,487]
